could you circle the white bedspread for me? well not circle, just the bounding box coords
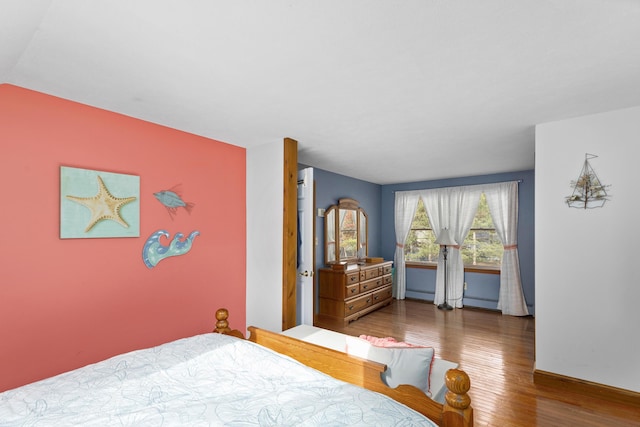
[0,333,436,426]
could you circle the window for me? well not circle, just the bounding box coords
[339,209,358,258]
[405,194,503,269]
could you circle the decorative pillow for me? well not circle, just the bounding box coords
[345,335,435,396]
[358,335,418,348]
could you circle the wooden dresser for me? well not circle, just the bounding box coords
[316,260,393,327]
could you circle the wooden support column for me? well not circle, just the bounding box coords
[282,137,298,330]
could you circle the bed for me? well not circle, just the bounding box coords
[0,309,473,427]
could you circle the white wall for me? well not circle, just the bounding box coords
[246,140,284,332]
[535,106,640,392]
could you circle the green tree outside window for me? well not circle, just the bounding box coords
[405,194,503,268]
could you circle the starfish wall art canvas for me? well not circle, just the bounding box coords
[60,166,140,238]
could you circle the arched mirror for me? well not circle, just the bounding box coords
[325,198,368,265]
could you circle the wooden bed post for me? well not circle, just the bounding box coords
[212,308,245,338]
[442,369,473,427]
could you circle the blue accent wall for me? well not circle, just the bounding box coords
[308,166,535,315]
[381,170,535,315]
[313,168,382,275]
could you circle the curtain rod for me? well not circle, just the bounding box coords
[391,179,523,193]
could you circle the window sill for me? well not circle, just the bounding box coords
[405,261,500,275]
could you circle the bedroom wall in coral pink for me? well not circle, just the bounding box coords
[0,84,246,392]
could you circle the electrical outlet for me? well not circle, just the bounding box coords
[464,281,468,290]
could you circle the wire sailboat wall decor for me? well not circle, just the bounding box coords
[565,153,610,209]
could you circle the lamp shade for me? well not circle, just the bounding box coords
[435,228,457,246]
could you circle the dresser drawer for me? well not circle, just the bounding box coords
[383,264,392,275]
[360,277,383,293]
[345,293,372,315]
[346,283,360,297]
[372,285,392,304]
[362,268,379,281]
[346,271,360,285]
[383,274,392,286]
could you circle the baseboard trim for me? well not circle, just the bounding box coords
[533,369,640,409]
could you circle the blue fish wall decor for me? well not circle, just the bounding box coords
[154,185,195,219]
[142,230,200,268]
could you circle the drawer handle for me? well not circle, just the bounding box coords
[366,298,371,303]
[376,280,381,285]
[350,288,356,294]
[374,295,379,300]
[362,284,368,290]
[348,305,354,310]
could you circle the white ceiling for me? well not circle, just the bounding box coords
[2,1,640,184]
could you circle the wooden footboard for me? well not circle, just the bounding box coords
[247,326,473,427]
[212,308,472,427]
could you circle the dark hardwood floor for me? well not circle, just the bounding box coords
[326,299,640,427]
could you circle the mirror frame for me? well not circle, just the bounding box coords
[324,198,368,265]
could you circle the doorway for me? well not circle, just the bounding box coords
[296,167,314,325]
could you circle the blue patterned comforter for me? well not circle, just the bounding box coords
[0,333,435,426]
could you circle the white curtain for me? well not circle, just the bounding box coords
[338,209,348,258]
[326,210,336,262]
[484,182,529,316]
[421,186,481,308]
[393,191,421,299]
